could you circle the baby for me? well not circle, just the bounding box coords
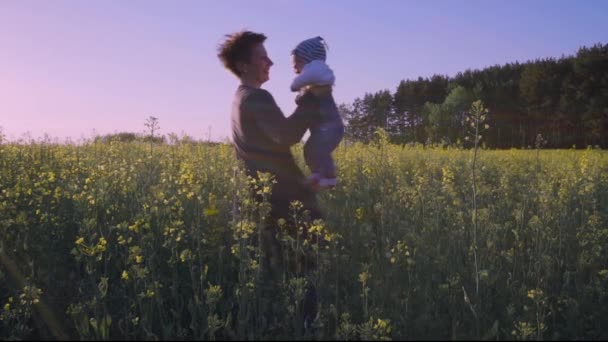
[291,36,344,190]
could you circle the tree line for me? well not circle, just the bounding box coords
[340,43,608,148]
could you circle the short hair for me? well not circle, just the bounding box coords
[217,30,267,77]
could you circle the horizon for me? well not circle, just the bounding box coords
[2,43,602,146]
[2,0,607,142]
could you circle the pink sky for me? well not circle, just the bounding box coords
[2,0,606,142]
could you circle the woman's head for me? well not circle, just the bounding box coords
[218,30,273,87]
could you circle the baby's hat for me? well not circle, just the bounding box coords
[292,36,327,64]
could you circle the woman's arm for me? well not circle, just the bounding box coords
[246,89,318,146]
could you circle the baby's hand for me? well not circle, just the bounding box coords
[308,85,332,97]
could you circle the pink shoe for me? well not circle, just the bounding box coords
[307,173,322,191]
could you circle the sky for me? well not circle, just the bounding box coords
[1,0,607,142]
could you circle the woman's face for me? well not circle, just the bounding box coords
[292,54,306,74]
[240,43,273,86]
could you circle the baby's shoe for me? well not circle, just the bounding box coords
[318,177,337,189]
[306,173,322,191]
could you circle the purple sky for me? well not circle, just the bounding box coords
[1,0,607,142]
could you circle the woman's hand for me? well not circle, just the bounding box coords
[295,86,331,105]
[295,90,315,105]
[296,91,322,120]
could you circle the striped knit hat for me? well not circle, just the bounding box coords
[292,36,327,64]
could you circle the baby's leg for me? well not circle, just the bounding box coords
[303,139,320,176]
[317,150,336,179]
[306,123,344,181]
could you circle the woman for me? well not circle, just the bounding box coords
[217,30,321,330]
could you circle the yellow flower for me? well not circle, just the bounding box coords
[359,271,370,284]
[179,249,193,262]
[96,237,107,252]
[355,208,364,221]
[75,237,85,245]
[135,255,143,264]
[204,208,219,216]
[121,270,129,281]
[309,222,324,234]
[374,318,389,331]
[527,288,543,300]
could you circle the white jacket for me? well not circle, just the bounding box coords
[290,60,335,92]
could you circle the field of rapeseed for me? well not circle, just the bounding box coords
[1,137,607,340]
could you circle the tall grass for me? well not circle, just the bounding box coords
[0,136,607,340]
